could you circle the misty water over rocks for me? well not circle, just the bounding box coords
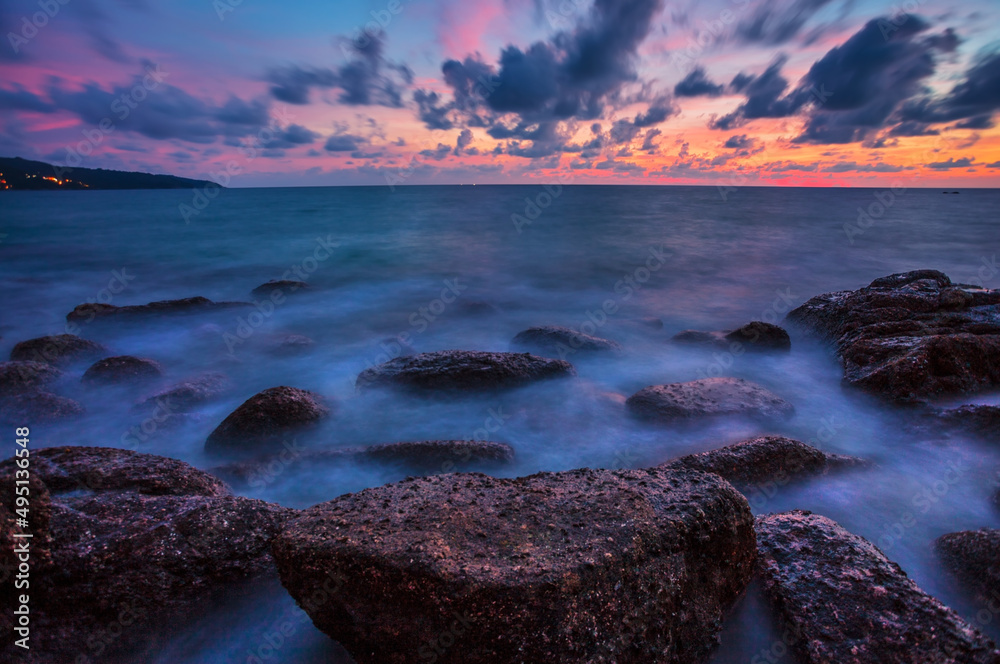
[2,185,999,663]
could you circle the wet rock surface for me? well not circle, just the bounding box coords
[273,467,756,664]
[511,325,622,357]
[205,386,330,456]
[922,404,1000,441]
[0,391,84,424]
[936,529,1000,606]
[9,334,107,366]
[0,446,293,662]
[82,355,164,386]
[659,435,866,490]
[786,270,1000,402]
[211,439,515,488]
[756,510,1000,664]
[0,360,63,397]
[66,296,252,322]
[671,322,791,353]
[626,377,794,423]
[356,350,575,392]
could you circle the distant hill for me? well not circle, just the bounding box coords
[0,156,220,191]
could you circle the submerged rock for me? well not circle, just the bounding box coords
[82,355,163,386]
[0,360,62,396]
[205,386,330,456]
[787,269,1000,402]
[511,325,622,357]
[0,446,292,662]
[756,510,1000,664]
[659,435,866,491]
[356,350,575,392]
[626,377,794,423]
[212,440,515,488]
[922,404,1000,441]
[135,372,230,413]
[251,280,310,297]
[9,333,107,366]
[273,467,756,664]
[0,391,84,424]
[672,322,791,353]
[267,333,316,355]
[66,296,252,323]
[936,529,1000,606]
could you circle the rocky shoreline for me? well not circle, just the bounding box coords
[2,269,999,662]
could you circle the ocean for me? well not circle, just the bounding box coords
[2,184,999,662]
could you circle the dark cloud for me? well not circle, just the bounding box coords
[633,96,676,126]
[926,156,974,169]
[413,90,453,130]
[900,50,1000,126]
[263,124,321,149]
[419,143,451,160]
[710,56,808,130]
[0,84,55,112]
[887,121,938,137]
[820,161,908,172]
[266,33,412,107]
[641,127,661,152]
[723,134,754,149]
[952,115,994,129]
[454,128,473,155]
[735,0,836,45]
[324,134,363,151]
[674,67,724,97]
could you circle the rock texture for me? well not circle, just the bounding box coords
[0,446,292,662]
[9,334,107,366]
[923,404,1000,441]
[756,510,1000,664]
[936,529,1000,606]
[672,322,791,353]
[0,391,84,423]
[212,440,515,488]
[356,350,575,392]
[786,270,1000,402]
[82,355,163,386]
[273,467,756,664]
[0,361,62,397]
[626,377,794,423]
[511,325,622,357]
[660,436,866,490]
[66,296,252,322]
[205,386,330,456]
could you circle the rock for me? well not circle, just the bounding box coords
[135,372,230,413]
[626,377,794,424]
[511,325,622,357]
[0,360,62,397]
[922,404,1000,440]
[205,386,330,456]
[936,529,1000,606]
[723,322,791,352]
[0,391,84,423]
[671,322,790,353]
[9,334,107,366]
[251,280,310,297]
[268,334,316,355]
[212,440,515,488]
[66,296,252,323]
[659,436,866,491]
[0,446,293,662]
[273,467,756,664]
[356,350,575,392]
[755,510,1000,664]
[786,270,1000,402]
[82,355,163,386]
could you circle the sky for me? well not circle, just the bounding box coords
[1,0,999,187]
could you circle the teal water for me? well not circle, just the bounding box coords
[1,185,998,662]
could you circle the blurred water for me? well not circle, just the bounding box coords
[1,185,998,662]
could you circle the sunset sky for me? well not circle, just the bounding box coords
[2,0,999,187]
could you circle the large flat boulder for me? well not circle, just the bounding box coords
[511,325,622,357]
[0,446,293,662]
[786,270,1000,402]
[626,377,794,423]
[205,386,330,456]
[0,360,62,397]
[659,436,866,491]
[9,334,107,366]
[756,510,1000,664]
[356,350,575,392]
[273,467,757,664]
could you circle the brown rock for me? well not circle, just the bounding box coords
[936,528,1000,607]
[205,386,330,456]
[626,377,794,423]
[356,350,575,392]
[511,325,622,357]
[9,334,107,366]
[82,355,163,386]
[0,361,62,397]
[66,296,252,322]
